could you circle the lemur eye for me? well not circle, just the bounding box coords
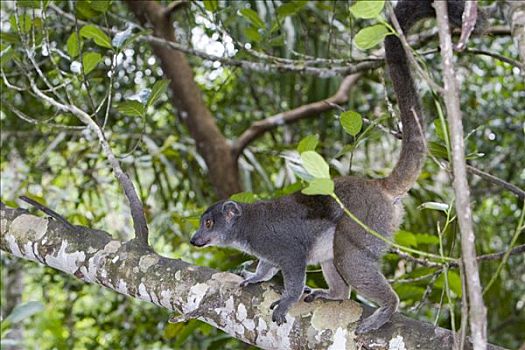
[205,219,213,229]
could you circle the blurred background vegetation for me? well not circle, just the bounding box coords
[1,0,524,349]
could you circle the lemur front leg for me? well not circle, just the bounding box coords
[240,259,279,287]
[270,262,306,325]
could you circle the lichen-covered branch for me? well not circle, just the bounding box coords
[1,208,506,350]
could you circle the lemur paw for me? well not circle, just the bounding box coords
[271,303,288,325]
[240,276,264,287]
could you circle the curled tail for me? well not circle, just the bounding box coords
[382,0,468,196]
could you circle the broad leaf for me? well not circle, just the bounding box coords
[117,101,145,117]
[66,32,80,58]
[230,192,257,204]
[301,151,330,179]
[147,79,170,107]
[80,25,112,49]
[82,52,101,74]
[302,178,334,196]
[349,0,385,19]
[5,301,44,323]
[395,231,417,248]
[239,8,265,29]
[340,110,363,136]
[355,24,390,50]
[277,1,307,18]
[297,135,319,153]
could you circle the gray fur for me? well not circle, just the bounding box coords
[190,0,471,333]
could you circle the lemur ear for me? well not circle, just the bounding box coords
[222,201,242,223]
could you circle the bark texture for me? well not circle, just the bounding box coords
[0,208,506,350]
[505,0,525,67]
[435,2,487,349]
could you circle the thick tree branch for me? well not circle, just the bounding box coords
[231,74,362,158]
[27,79,149,246]
[125,0,241,198]
[435,2,487,349]
[0,208,505,350]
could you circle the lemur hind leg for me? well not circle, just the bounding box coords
[304,260,349,302]
[334,217,399,334]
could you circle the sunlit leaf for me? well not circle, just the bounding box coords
[302,178,334,196]
[395,231,417,248]
[301,151,330,179]
[82,52,101,74]
[230,192,257,203]
[80,25,112,49]
[117,101,145,117]
[297,135,319,153]
[349,0,385,19]
[66,32,80,58]
[355,24,390,50]
[203,0,218,12]
[340,110,363,136]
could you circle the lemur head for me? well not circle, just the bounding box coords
[190,200,242,248]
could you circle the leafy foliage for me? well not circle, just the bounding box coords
[1,0,524,349]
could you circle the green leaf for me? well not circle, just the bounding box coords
[414,233,440,245]
[117,101,145,117]
[395,231,417,248]
[418,201,449,212]
[230,192,257,204]
[297,135,319,153]
[277,1,307,18]
[340,110,363,136]
[428,141,449,159]
[203,0,218,12]
[147,79,170,107]
[433,118,448,141]
[243,26,261,42]
[66,32,80,58]
[79,25,112,49]
[10,14,32,34]
[349,0,385,19]
[5,301,44,323]
[394,284,425,301]
[355,24,390,50]
[17,0,41,8]
[436,271,462,297]
[301,151,330,179]
[0,47,15,67]
[239,8,265,29]
[76,1,99,19]
[82,52,101,74]
[302,178,334,196]
[88,0,110,13]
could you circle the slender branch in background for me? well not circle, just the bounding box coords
[434,2,487,349]
[28,80,150,246]
[464,48,525,69]
[163,0,189,17]
[232,74,362,157]
[466,165,525,201]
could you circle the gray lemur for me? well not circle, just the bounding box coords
[191,0,472,333]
